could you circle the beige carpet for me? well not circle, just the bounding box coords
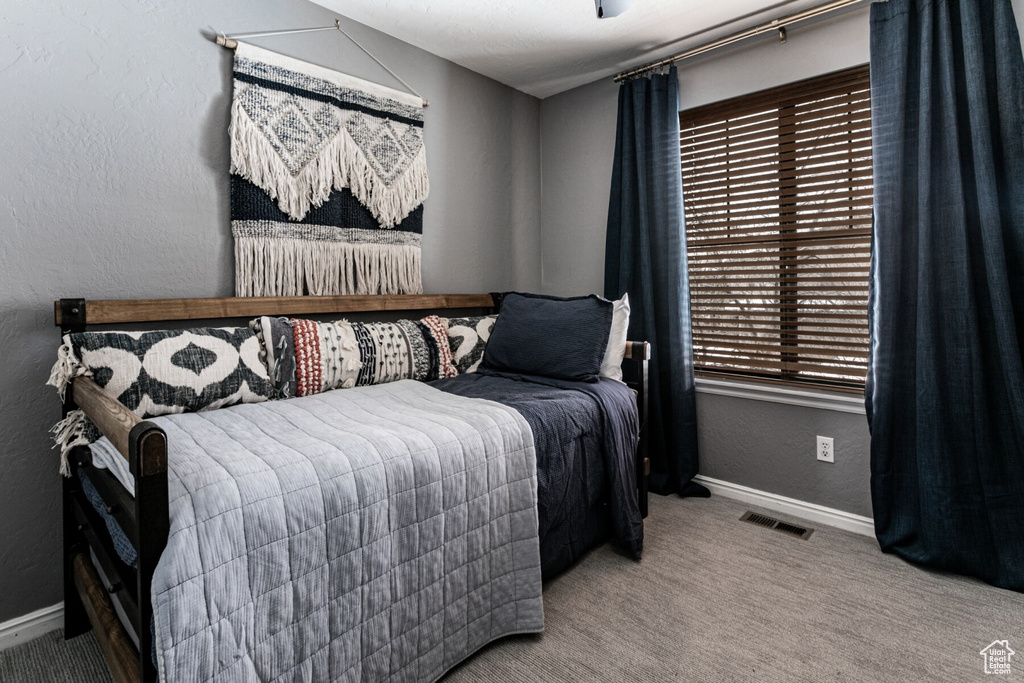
[0,628,112,682]
[4,495,1022,682]
[448,495,1024,681]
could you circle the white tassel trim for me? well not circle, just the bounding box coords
[235,237,422,297]
[50,410,91,477]
[46,337,90,401]
[230,98,429,228]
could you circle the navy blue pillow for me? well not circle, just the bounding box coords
[481,293,613,382]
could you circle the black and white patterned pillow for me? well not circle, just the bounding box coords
[56,327,274,416]
[445,315,498,374]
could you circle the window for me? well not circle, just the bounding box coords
[680,66,871,391]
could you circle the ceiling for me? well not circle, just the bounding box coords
[312,0,833,99]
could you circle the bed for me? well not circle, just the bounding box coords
[53,293,650,683]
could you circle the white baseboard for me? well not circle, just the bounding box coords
[0,602,63,652]
[694,475,875,537]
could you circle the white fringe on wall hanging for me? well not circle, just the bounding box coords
[229,42,427,296]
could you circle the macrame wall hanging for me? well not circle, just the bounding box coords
[227,41,428,296]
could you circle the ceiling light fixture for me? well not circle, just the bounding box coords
[595,0,633,19]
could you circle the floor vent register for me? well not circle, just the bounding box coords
[739,511,814,540]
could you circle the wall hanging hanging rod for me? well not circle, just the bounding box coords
[613,0,882,82]
[213,19,428,107]
[215,25,337,45]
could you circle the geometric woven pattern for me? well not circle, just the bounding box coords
[230,42,429,297]
[231,45,427,225]
[345,114,423,186]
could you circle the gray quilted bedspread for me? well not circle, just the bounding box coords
[148,380,543,682]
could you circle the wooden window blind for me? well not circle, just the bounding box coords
[680,65,871,391]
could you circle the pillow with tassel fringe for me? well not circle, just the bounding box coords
[46,327,274,475]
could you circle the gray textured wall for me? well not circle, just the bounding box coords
[0,0,540,623]
[696,396,871,517]
[538,8,877,517]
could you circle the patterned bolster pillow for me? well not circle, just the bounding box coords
[444,315,498,374]
[250,315,458,399]
[46,327,275,474]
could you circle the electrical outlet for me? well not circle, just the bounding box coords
[817,436,834,463]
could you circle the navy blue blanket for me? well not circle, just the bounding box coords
[431,371,642,576]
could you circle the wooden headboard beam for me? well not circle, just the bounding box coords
[54,294,497,327]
